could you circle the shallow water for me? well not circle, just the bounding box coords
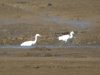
[0,45,100,49]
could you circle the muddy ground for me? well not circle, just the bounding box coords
[0,0,100,75]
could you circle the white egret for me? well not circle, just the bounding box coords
[20,34,41,46]
[58,31,74,43]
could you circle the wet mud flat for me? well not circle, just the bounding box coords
[0,46,100,75]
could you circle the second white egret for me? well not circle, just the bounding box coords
[58,31,74,43]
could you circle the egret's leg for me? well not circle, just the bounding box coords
[35,44,38,48]
[63,41,67,47]
[58,41,63,47]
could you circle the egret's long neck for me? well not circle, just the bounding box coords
[69,33,73,38]
[34,35,38,43]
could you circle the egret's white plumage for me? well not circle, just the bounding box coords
[20,34,41,46]
[58,31,74,43]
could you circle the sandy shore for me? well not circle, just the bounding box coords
[0,47,100,75]
[0,56,100,75]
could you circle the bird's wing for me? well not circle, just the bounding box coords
[21,41,33,45]
[59,35,69,38]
